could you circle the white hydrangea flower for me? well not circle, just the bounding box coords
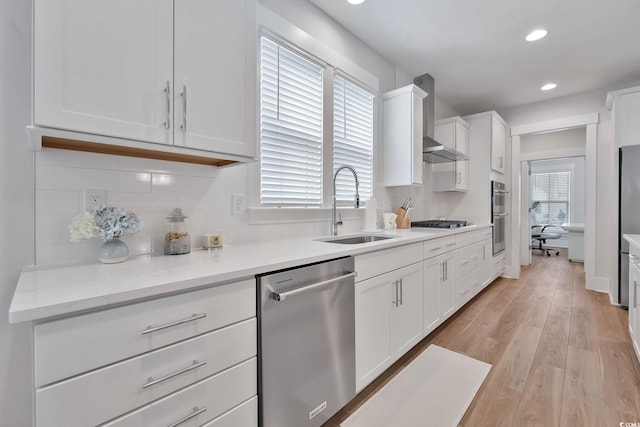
[68,212,97,242]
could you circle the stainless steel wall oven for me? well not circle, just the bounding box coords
[491,180,507,255]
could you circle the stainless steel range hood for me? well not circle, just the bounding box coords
[413,74,469,163]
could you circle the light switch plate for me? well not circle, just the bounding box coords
[84,189,106,211]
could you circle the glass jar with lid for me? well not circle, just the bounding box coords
[164,208,190,255]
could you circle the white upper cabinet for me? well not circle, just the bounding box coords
[174,0,256,157]
[383,84,428,187]
[433,117,470,192]
[34,0,256,160]
[490,115,507,174]
[607,86,640,148]
[34,0,174,145]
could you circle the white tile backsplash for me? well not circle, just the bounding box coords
[34,148,335,266]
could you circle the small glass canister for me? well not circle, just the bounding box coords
[164,208,190,255]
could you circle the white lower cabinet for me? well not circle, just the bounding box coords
[33,279,257,427]
[423,251,456,336]
[454,230,493,309]
[629,245,640,364]
[355,262,423,392]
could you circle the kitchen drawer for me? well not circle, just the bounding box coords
[35,279,255,387]
[355,243,423,282]
[101,358,257,427]
[456,228,493,248]
[455,242,484,280]
[456,268,484,309]
[36,319,256,427]
[423,236,456,259]
[201,397,257,427]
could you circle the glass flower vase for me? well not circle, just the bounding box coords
[98,237,129,264]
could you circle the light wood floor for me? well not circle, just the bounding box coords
[325,249,640,426]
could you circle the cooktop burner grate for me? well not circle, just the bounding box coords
[411,220,468,229]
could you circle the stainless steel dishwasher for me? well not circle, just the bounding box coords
[257,256,356,427]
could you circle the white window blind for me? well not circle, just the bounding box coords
[531,171,570,228]
[260,37,324,207]
[333,76,374,203]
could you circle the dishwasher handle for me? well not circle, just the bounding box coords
[270,271,357,302]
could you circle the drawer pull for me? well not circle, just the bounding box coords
[142,313,207,335]
[167,406,207,427]
[429,247,442,252]
[446,243,456,247]
[143,360,207,389]
[460,260,470,266]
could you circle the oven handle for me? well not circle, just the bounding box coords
[270,272,357,302]
[493,213,509,217]
[494,189,509,194]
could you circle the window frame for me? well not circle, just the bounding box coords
[255,32,378,210]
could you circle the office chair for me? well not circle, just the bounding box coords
[531,224,560,256]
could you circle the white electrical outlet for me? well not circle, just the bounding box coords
[84,189,107,211]
[232,194,246,216]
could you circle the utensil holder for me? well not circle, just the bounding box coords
[396,207,411,229]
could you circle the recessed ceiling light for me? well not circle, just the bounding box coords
[525,29,548,42]
[541,83,557,91]
[347,0,366,4]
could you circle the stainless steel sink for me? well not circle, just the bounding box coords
[317,234,397,244]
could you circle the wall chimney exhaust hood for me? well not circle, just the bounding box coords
[413,74,469,163]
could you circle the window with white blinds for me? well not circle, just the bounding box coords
[531,171,570,228]
[259,37,324,207]
[333,76,374,203]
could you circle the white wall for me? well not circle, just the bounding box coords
[521,127,586,157]
[0,1,35,425]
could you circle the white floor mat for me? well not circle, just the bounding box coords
[342,345,492,427]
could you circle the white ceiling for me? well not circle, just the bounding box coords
[309,0,640,115]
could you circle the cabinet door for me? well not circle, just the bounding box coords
[481,239,492,289]
[392,263,424,356]
[423,257,442,336]
[491,117,506,173]
[455,122,469,155]
[411,91,424,184]
[34,0,173,144]
[174,0,256,157]
[440,253,456,321]
[630,259,640,361]
[456,160,469,191]
[617,91,640,147]
[355,274,394,391]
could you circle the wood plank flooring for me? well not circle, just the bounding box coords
[324,250,640,426]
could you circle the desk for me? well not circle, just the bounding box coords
[561,223,584,262]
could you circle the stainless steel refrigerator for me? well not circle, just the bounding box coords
[619,145,640,307]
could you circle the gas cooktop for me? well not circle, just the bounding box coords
[411,220,468,229]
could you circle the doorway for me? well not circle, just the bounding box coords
[509,113,603,293]
[523,155,586,263]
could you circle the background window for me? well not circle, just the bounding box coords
[333,75,374,203]
[531,171,570,228]
[259,37,324,207]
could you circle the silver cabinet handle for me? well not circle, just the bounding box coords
[163,80,171,129]
[270,271,356,302]
[483,245,486,260]
[499,156,503,168]
[461,260,470,266]
[429,247,442,252]
[394,280,399,307]
[445,260,448,281]
[143,360,207,389]
[446,243,456,247]
[399,278,403,305]
[142,313,207,335]
[180,85,187,131]
[441,262,445,282]
[167,406,207,427]
[635,281,639,309]
[457,171,461,185]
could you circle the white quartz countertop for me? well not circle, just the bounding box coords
[624,234,640,247]
[10,225,491,323]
